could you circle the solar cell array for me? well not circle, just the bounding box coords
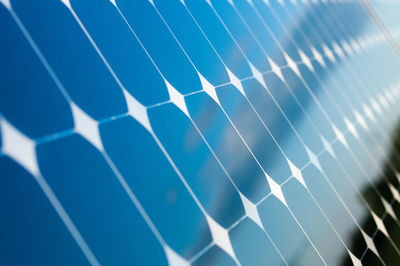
[1,0,400,265]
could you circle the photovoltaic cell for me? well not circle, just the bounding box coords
[1,0,400,265]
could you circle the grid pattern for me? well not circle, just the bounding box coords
[1,0,400,265]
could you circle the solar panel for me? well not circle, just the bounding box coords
[1,0,400,265]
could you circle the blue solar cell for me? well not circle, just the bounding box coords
[11,0,128,120]
[2,0,400,264]
[252,0,302,63]
[99,116,212,258]
[69,0,169,106]
[0,5,74,138]
[282,178,351,265]
[263,73,325,155]
[258,196,324,265]
[184,0,253,79]
[0,156,90,266]
[241,78,310,167]
[192,246,236,266]
[210,0,271,72]
[148,103,245,228]
[267,0,314,59]
[186,91,271,203]
[229,218,285,265]
[115,0,202,95]
[216,84,292,184]
[302,164,367,258]
[36,135,168,265]
[231,0,287,66]
[153,0,229,86]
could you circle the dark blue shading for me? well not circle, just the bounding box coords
[282,178,350,265]
[258,196,324,265]
[11,0,127,120]
[216,84,291,184]
[116,0,202,94]
[148,103,244,228]
[210,0,271,72]
[242,77,310,167]
[36,134,168,266]
[154,0,229,86]
[230,218,285,266]
[0,5,73,138]
[192,246,236,266]
[100,116,212,258]
[263,71,324,153]
[184,0,252,79]
[232,0,287,66]
[186,92,270,203]
[0,156,89,266]
[70,0,169,106]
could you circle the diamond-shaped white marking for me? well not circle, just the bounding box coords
[341,39,354,56]
[299,49,314,71]
[322,44,336,63]
[311,46,326,67]
[389,184,400,203]
[349,38,361,53]
[305,146,323,172]
[206,216,237,260]
[344,117,359,139]
[372,212,389,237]
[226,67,245,95]
[348,250,362,266]
[287,160,307,188]
[385,89,395,104]
[268,58,285,82]
[0,0,11,9]
[332,42,345,60]
[165,80,190,117]
[381,197,396,220]
[321,136,335,158]
[60,0,72,9]
[164,246,189,266]
[284,53,300,77]
[71,103,103,151]
[358,37,368,50]
[378,94,389,110]
[199,73,220,105]
[363,104,375,121]
[123,90,152,132]
[240,194,263,228]
[361,230,379,256]
[333,126,348,148]
[354,110,368,130]
[267,175,287,206]
[371,99,383,115]
[249,63,267,88]
[0,119,39,176]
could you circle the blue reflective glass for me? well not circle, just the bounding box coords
[2,0,400,264]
